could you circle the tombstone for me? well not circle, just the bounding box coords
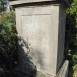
[10,0,73,77]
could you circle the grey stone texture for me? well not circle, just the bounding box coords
[9,0,73,6]
[57,60,69,77]
[36,71,53,77]
[15,5,66,76]
[36,60,69,77]
[11,0,70,77]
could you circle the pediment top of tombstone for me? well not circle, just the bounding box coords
[9,0,73,8]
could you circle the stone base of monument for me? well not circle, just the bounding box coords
[56,60,69,77]
[36,60,69,77]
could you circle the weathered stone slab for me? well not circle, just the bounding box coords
[57,60,69,77]
[36,71,53,77]
[15,5,66,76]
[36,60,69,77]
[9,0,73,7]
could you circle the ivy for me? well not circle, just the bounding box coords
[0,12,18,77]
[65,0,77,71]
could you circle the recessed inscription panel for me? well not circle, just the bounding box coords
[21,15,52,73]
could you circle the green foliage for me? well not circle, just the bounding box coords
[65,0,77,71]
[72,55,77,70]
[0,12,18,72]
[67,0,77,14]
[0,3,3,11]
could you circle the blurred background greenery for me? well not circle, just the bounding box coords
[65,0,77,76]
[0,0,18,77]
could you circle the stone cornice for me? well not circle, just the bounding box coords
[9,0,73,7]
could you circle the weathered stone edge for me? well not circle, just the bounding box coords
[57,60,69,77]
[9,0,56,6]
[9,0,72,6]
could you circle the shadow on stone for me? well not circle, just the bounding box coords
[9,37,37,77]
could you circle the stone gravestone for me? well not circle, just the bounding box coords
[10,0,72,77]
